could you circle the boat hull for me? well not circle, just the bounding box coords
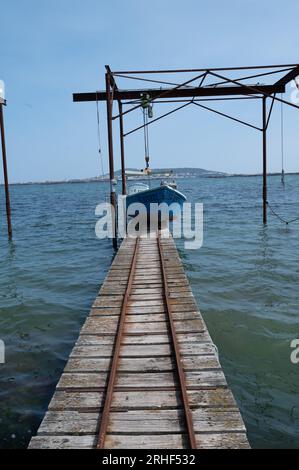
[126,185,186,219]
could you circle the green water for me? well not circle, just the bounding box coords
[0,176,299,448]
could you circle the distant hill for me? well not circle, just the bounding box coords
[12,167,228,185]
[114,167,227,178]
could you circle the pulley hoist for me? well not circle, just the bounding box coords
[140,93,153,174]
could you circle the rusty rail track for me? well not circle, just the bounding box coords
[97,234,197,449]
[157,234,197,449]
[97,237,140,449]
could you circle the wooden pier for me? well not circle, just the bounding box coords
[29,234,250,449]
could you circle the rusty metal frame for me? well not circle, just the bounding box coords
[73,63,299,230]
[157,234,197,449]
[97,236,140,449]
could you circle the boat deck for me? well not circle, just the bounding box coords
[29,235,250,449]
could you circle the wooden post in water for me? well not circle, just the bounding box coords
[0,102,12,240]
[105,70,118,250]
[262,97,267,224]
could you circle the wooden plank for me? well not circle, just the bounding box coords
[36,408,245,435]
[125,312,201,323]
[29,435,96,449]
[77,331,211,346]
[128,300,165,307]
[29,432,250,449]
[58,370,227,390]
[49,388,236,412]
[71,342,215,358]
[127,305,166,314]
[125,321,169,334]
[107,408,246,434]
[48,388,236,412]
[104,433,250,450]
[64,355,220,373]
[93,297,123,308]
[90,308,121,317]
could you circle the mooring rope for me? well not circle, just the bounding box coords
[267,201,299,225]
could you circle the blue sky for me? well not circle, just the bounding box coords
[1,0,299,182]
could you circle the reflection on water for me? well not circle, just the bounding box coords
[0,176,299,448]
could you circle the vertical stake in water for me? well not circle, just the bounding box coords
[0,101,12,240]
[262,96,267,225]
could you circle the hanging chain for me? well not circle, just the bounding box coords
[141,93,152,171]
[267,202,299,225]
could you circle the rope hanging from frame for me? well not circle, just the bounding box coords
[96,93,105,178]
[266,89,299,225]
[280,94,285,186]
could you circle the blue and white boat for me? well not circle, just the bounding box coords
[126,181,187,220]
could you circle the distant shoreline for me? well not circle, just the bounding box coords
[2,171,299,186]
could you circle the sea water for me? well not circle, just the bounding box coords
[0,175,299,448]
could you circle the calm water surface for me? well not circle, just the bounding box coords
[0,176,299,448]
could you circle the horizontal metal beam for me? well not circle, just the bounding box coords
[73,84,285,103]
[123,96,261,105]
[112,64,299,75]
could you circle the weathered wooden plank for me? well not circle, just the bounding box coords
[171,303,199,313]
[29,435,97,449]
[76,335,116,346]
[125,312,201,323]
[131,287,163,294]
[104,432,250,450]
[107,408,246,434]
[100,286,127,295]
[90,308,121,317]
[81,317,118,335]
[174,319,205,333]
[36,408,245,435]
[77,331,211,346]
[29,432,249,449]
[125,321,169,334]
[58,370,227,390]
[127,305,166,314]
[93,297,123,308]
[37,411,99,435]
[128,300,165,307]
[64,355,220,374]
[129,294,164,301]
[48,388,236,412]
[71,342,215,358]
[57,372,109,390]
